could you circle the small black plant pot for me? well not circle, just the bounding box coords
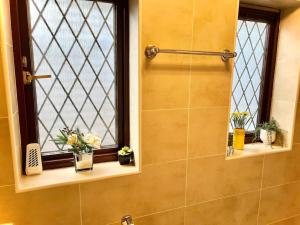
[118,153,132,165]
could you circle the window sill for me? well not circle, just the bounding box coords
[226,142,291,160]
[15,161,140,193]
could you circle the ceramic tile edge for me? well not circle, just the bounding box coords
[226,147,291,160]
[16,163,141,193]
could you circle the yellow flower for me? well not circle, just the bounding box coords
[85,134,101,149]
[241,112,249,116]
[67,134,78,145]
[232,112,239,117]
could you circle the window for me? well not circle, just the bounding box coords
[11,0,129,170]
[229,6,280,144]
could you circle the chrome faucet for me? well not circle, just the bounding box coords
[121,215,134,225]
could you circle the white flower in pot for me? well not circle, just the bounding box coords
[254,119,280,146]
[53,128,101,172]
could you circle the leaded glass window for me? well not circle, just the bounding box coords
[28,0,121,154]
[229,19,270,132]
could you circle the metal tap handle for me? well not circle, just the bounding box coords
[121,215,133,225]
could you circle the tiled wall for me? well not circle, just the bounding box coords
[0,1,300,225]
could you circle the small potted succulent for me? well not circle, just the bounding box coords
[53,128,101,172]
[254,118,281,146]
[118,146,133,165]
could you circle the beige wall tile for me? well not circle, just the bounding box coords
[4,45,18,114]
[259,181,300,225]
[0,118,14,186]
[9,112,22,180]
[187,155,263,204]
[0,62,7,117]
[263,144,300,188]
[141,0,193,50]
[189,0,237,108]
[141,0,193,110]
[293,103,300,143]
[185,191,259,225]
[276,8,300,62]
[188,107,229,157]
[270,100,296,147]
[0,185,81,225]
[190,63,233,108]
[272,58,300,103]
[142,109,188,165]
[192,0,238,51]
[0,0,13,46]
[81,161,186,225]
[269,215,300,225]
[142,58,190,110]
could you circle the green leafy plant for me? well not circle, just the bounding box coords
[253,118,281,142]
[118,146,133,156]
[53,127,101,154]
[232,112,249,129]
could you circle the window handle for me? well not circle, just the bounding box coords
[23,71,51,85]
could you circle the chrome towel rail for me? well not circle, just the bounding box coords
[145,45,237,62]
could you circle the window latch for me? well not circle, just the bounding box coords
[23,71,51,85]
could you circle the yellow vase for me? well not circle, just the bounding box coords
[233,128,245,150]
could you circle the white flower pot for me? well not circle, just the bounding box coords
[260,129,276,146]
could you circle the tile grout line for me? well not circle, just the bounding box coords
[0,184,14,188]
[256,154,266,225]
[266,212,300,225]
[184,2,196,225]
[133,206,186,220]
[186,189,260,208]
[79,184,83,225]
[261,179,300,191]
[143,151,247,169]
[143,158,187,168]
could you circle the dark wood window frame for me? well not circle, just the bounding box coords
[228,6,280,146]
[9,0,130,171]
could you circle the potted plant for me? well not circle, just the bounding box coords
[254,118,281,146]
[53,128,101,172]
[118,146,133,165]
[232,112,249,150]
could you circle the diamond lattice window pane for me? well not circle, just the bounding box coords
[229,20,269,132]
[29,0,117,153]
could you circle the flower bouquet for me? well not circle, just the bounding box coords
[53,128,101,172]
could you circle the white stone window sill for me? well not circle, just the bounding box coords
[16,162,140,193]
[226,142,291,160]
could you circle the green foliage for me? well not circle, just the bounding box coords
[52,128,92,154]
[118,146,133,156]
[253,118,281,142]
